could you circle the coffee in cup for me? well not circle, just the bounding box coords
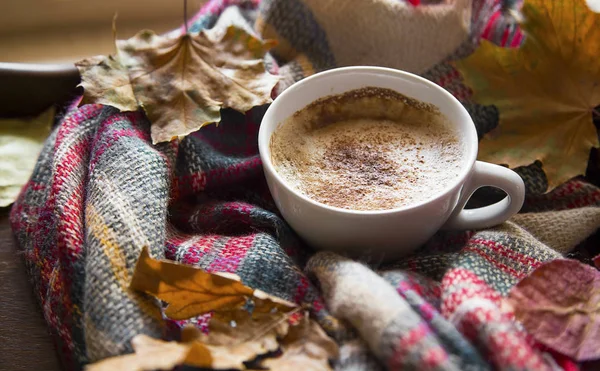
[269,87,466,211]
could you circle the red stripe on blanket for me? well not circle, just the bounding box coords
[470,238,542,268]
[208,234,255,272]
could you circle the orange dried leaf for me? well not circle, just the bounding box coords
[130,246,296,320]
[131,246,252,319]
[508,259,600,361]
[454,0,600,189]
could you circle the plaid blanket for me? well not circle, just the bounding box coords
[10,0,600,370]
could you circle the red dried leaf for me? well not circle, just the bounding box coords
[508,259,600,361]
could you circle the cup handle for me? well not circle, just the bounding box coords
[443,161,525,230]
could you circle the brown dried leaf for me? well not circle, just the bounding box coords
[85,334,211,371]
[116,26,278,144]
[508,259,600,361]
[130,246,296,320]
[76,25,277,144]
[259,316,339,371]
[75,55,138,112]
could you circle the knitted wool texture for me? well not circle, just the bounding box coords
[10,0,599,370]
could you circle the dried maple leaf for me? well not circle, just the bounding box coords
[76,25,278,144]
[508,259,600,361]
[130,246,296,320]
[455,0,600,189]
[116,26,278,144]
[259,315,339,371]
[75,55,138,112]
[85,334,212,371]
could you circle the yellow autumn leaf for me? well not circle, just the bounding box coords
[0,107,53,207]
[130,246,297,320]
[454,0,600,189]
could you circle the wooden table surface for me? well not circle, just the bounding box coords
[0,209,62,371]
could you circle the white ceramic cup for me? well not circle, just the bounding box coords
[258,66,525,260]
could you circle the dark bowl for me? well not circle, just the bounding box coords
[0,62,80,118]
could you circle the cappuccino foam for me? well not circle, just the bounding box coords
[269,87,465,211]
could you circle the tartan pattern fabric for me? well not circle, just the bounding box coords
[9,0,600,370]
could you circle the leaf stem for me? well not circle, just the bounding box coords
[183,0,189,35]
